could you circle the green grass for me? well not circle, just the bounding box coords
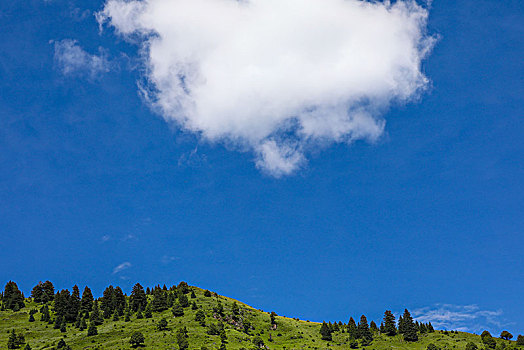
[0,286,520,349]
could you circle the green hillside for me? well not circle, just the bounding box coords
[0,281,521,350]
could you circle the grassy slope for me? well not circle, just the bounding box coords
[0,286,518,349]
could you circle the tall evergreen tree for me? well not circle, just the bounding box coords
[383,310,397,336]
[89,301,103,326]
[357,315,373,344]
[31,281,54,304]
[320,321,332,341]
[113,287,126,315]
[40,304,50,322]
[4,281,25,311]
[347,317,358,339]
[54,290,70,319]
[401,309,418,342]
[151,288,168,312]
[67,285,81,322]
[176,327,189,350]
[172,301,184,317]
[100,285,115,318]
[129,283,147,312]
[80,286,94,313]
[517,335,524,346]
[178,292,189,308]
[87,322,98,336]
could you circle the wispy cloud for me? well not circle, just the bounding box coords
[101,235,111,242]
[112,261,132,274]
[161,255,180,264]
[53,39,111,79]
[412,304,509,333]
[98,0,435,176]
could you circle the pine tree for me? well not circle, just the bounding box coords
[136,307,144,319]
[357,315,373,344]
[320,321,332,341]
[383,310,397,336]
[31,281,54,304]
[465,342,478,350]
[54,315,63,329]
[89,301,103,326]
[60,317,67,332]
[195,309,206,325]
[130,332,145,348]
[172,301,184,317]
[79,317,87,331]
[54,290,70,319]
[67,285,81,322]
[401,309,418,342]
[176,327,189,350]
[28,314,35,322]
[4,281,25,311]
[24,344,31,350]
[427,322,434,332]
[144,302,152,318]
[517,335,524,346]
[7,330,18,349]
[100,285,115,318]
[370,320,378,332]
[40,304,50,322]
[87,322,98,336]
[178,292,189,308]
[398,315,405,334]
[347,317,358,339]
[80,286,94,312]
[204,290,212,297]
[151,288,168,312]
[112,309,119,321]
[191,290,196,299]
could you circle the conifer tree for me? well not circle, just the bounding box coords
[401,309,418,342]
[136,307,144,319]
[7,329,18,349]
[28,313,35,322]
[517,335,524,346]
[465,342,478,350]
[87,322,98,336]
[80,286,94,312]
[100,285,115,318]
[191,301,198,310]
[40,304,50,322]
[89,301,103,325]
[4,281,25,311]
[347,317,358,339]
[427,322,434,332]
[79,317,87,331]
[129,283,147,312]
[383,310,397,336]
[54,315,63,329]
[130,332,145,348]
[172,301,184,317]
[54,290,70,319]
[195,309,206,326]
[191,290,196,299]
[320,321,332,341]
[204,290,212,297]
[357,315,373,344]
[176,327,189,350]
[60,318,67,333]
[144,302,152,318]
[151,288,168,312]
[370,320,378,332]
[398,315,405,334]
[178,292,189,308]
[112,309,119,321]
[67,285,81,322]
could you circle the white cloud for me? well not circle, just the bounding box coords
[112,261,132,274]
[98,0,435,176]
[413,304,508,333]
[53,39,110,79]
[101,235,111,242]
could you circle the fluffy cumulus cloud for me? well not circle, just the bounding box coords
[413,304,507,333]
[53,39,110,79]
[98,0,434,176]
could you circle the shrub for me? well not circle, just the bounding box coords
[130,332,145,348]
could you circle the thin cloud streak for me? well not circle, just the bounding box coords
[112,262,132,274]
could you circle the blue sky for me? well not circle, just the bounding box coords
[1,0,523,335]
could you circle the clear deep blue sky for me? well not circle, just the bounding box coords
[1,0,523,335]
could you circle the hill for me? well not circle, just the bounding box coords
[0,281,521,349]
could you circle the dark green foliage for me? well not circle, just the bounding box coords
[172,301,184,317]
[482,331,497,349]
[370,320,378,332]
[130,331,145,348]
[4,281,25,311]
[54,289,70,319]
[349,338,359,349]
[40,304,50,322]
[54,315,63,329]
[204,290,212,297]
[28,314,34,322]
[89,300,103,325]
[348,317,358,339]
[125,308,131,322]
[195,309,206,325]
[357,315,373,344]
[383,310,397,336]
[516,335,524,345]
[500,331,513,340]
[79,317,87,331]
[242,319,251,334]
[398,315,405,334]
[157,317,168,331]
[213,301,225,318]
[151,288,168,312]
[427,343,440,350]
[232,302,239,316]
[80,286,94,312]
[60,317,67,332]
[87,322,98,336]
[191,301,198,310]
[178,292,189,308]
[190,290,196,299]
[144,303,152,318]
[465,342,478,350]
[56,339,71,349]
[252,335,264,347]
[320,321,332,341]
[112,309,119,321]
[24,344,31,350]
[31,281,55,304]
[100,285,115,318]
[8,329,19,349]
[178,281,190,294]
[67,285,81,321]
[130,283,147,312]
[136,307,144,319]
[176,327,189,350]
[427,322,434,332]
[401,309,418,342]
